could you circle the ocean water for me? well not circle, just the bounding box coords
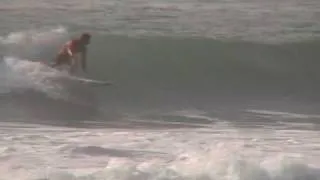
[1,0,320,179]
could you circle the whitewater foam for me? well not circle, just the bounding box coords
[1,56,68,98]
[0,26,67,59]
[1,130,320,180]
[0,26,66,45]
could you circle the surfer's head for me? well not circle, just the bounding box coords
[80,33,91,45]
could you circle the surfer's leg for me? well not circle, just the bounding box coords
[68,56,80,74]
[51,53,69,68]
[51,55,62,68]
[69,58,77,74]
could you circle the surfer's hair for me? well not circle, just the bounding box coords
[80,33,91,40]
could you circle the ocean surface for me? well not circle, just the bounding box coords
[1,0,320,179]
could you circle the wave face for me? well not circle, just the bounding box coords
[87,35,320,95]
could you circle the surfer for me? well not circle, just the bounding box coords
[51,33,91,73]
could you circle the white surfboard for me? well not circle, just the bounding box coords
[67,75,113,86]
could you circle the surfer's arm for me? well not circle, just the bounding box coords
[67,47,73,57]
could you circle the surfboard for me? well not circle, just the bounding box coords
[67,75,113,86]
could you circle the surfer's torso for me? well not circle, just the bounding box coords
[60,39,86,55]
